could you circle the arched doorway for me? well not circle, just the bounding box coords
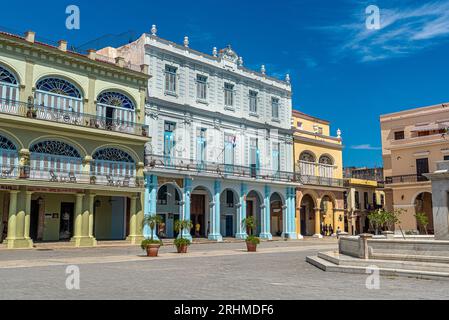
[156,183,182,238]
[414,192,434,235]
[300,194,316,236]
[97,91,136,132]
[220,188,239,237]
[320,195,335,236]
[246,190,263,236]
[270,192,284,237]
[191,186,211,238]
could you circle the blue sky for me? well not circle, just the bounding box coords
[2,0,449,167]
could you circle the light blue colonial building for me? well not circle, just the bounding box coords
[101,25,298,241]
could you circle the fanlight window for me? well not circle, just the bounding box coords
[300,152,315,163]
[319,155,333,165]
[36,78,82,98]
[0,136,17,151]
[92,148,135,163]
[0,66,18,85]
[97,92,135,110]
[30,141,81,158]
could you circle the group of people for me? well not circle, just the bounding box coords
[321,223,342,237]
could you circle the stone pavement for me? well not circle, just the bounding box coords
[0,238,448,300]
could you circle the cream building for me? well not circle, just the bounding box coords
[381,102,449,234]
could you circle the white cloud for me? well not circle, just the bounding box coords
[321,1,449,62]
[350,144,382,150]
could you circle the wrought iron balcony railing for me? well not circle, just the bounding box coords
[0,165,144,188]
[0,98,149,137]
[385,174,429,184]
[145,154,298,183]
[145,154,345,187]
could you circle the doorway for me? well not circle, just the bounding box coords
[191,194,206,237]
[59,202,74,240]
[30,200,39,240]
[106,107,114,129]
[225,215,233,237]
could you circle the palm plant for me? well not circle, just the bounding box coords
[414,212,429,235]
[242,216,256,236]
[143,215,163,242]
[174,219,193,239]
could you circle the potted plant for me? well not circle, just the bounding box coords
[174,219,193,253]
[242,216,260,252]
[141,215,163,257]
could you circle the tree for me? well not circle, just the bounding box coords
[368,209,404,234]
[414,212,429,235]
[174,219,193,239]
[143,215,163,241]
[242,216,256,236]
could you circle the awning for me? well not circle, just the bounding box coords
[410,123,448,132]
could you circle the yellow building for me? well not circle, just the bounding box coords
[292,110,346,237]
[0,30,150,248]
[344,178,385,235]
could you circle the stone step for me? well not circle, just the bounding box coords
[307,254,449,280]
[372,253,449,264]
[318,251,449,273]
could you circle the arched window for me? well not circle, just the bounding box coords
[35,77,84,113]
[30,141,81,158]
[96,92,136,126]
[0,135,17,151]
[300,151,316,163]
[36,78,81,98]
[0,66,18,85]
[29,141,82,179]
[0,65,19,102]
[319,155,334,165]
[97,92,135,110]
[91,148,136,182]
[92,148,135,163]
[0,135,19,174]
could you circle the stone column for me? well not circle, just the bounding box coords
[332,209,339,236]
[282,187,298,240]
[70,193,84,246]
[82,156,92,184]
[180,178,193,240]
[5,191,33,248]
[260,185,272,240]
[208,180,223,241]
[359,233,373,260]
[235,183,248,240]
[23,191,33,242]
[313,208,323,238]
[296,190,304,239]
[88,194,95,238]
[143,174,158,238]
[126,195,142,244]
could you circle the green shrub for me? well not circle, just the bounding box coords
[174,238,191,247]
[246,235,260,245]
[141,238,163,250]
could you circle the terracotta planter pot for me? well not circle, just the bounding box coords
[176,244,188,254]
[146,244,161,257]
[246,241,257,252]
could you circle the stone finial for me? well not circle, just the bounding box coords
[87,49,96,60]
[58,40,68,52]
[184,36,189,48]
[261,65,266,75]
[238,56,243,66]
[151,24,157,36]
[213,47,218,57]
[24,31,35,43]
[337,128,342,138]
[286,73,291,84]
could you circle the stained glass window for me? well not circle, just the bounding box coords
[300,152,315,163]
[0,66,18,85]
[92,148,134,163]
[0,136,17,150]
[30,141,81,158]
[36,78,82,98]
[97,92,135,110]
[319,155,333,165]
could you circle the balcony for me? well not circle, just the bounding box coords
[297,174,345,187]
[0,98,149,137]
[145,154,298,183]
[0,164,144,188]
[385,174,429,184]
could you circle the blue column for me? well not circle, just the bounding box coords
[235,183,248,239]
[208,180,223,241]
[144,174,159,239]
[283,187,298,240]
[179,178,193,241]
[260,185,272,240]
